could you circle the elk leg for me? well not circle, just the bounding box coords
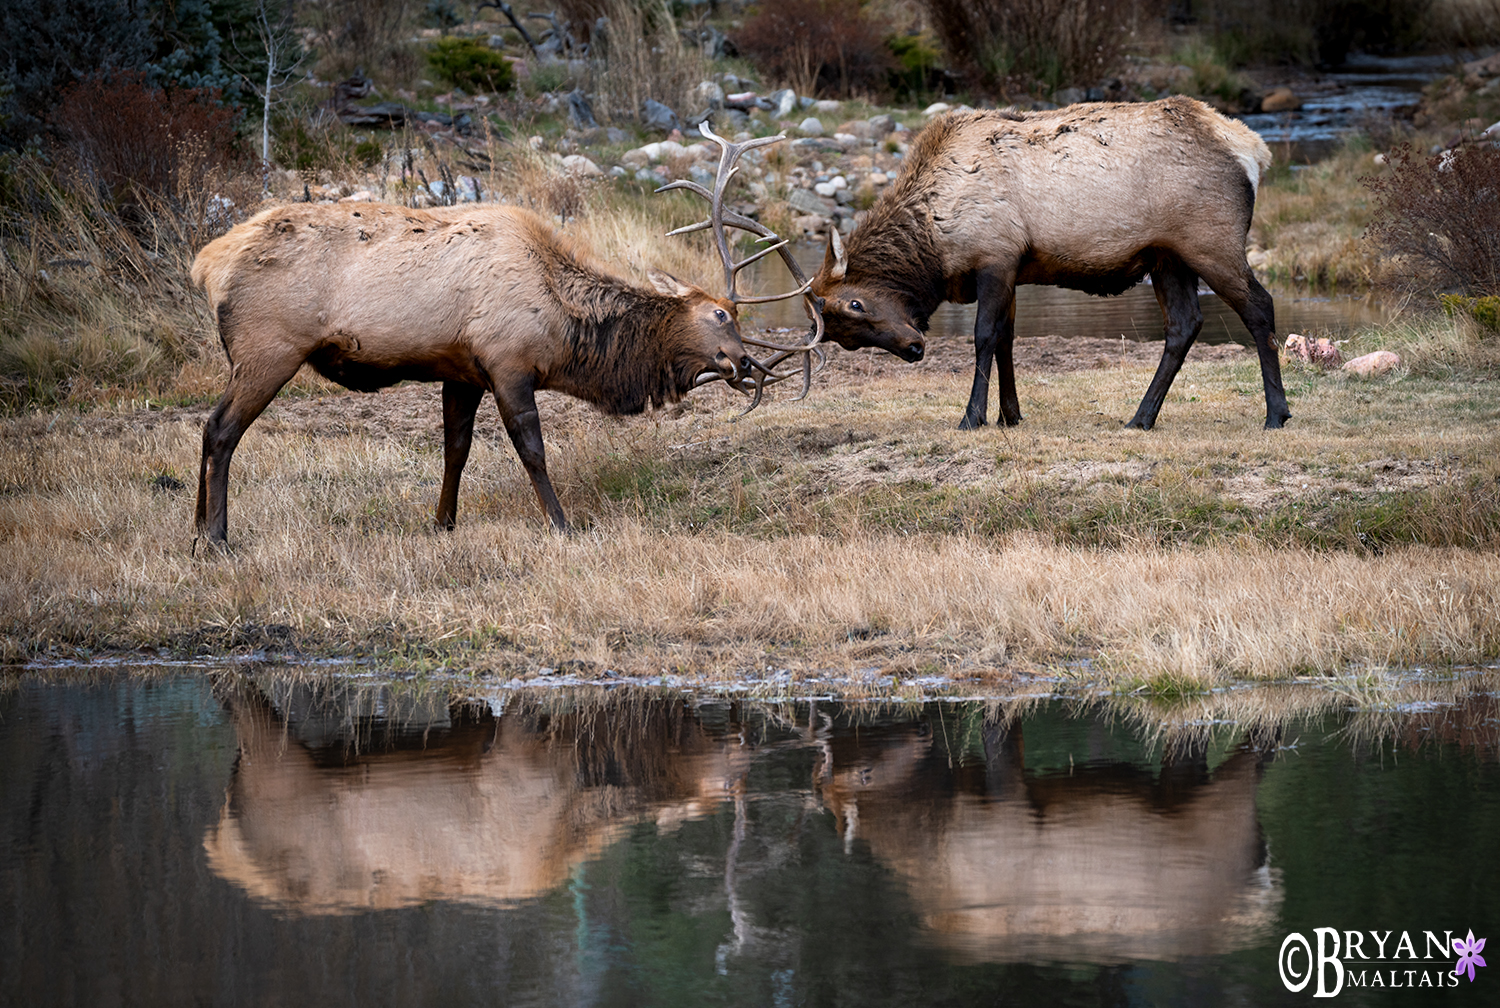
[1126,264,1203,430]
[1187,255,1288,428]
[435,381,486,530]
[962,269,1020,430]
[196,353,305,543]
[494,380,569,532]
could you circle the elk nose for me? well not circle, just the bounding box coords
[905,339,925,362]
[714,350,741,380]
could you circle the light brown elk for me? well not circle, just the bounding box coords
[812,96,1291,431]
[190,202,749,541]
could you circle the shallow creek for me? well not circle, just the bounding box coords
[3,669,1496,1006]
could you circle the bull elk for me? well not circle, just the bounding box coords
[812,96,1291,431]
[190,202,755,542]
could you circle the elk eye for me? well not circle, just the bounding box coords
[715,309,728,322]
[849,300,864,312]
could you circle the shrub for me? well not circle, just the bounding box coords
[886,32,945,100]
[48,70,242,206]
[426,37,515,93]
[1364,144,1500,297]
[733,0,896,99]
[920,0,1149,99]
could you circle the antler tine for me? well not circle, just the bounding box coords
[656,120,831,414]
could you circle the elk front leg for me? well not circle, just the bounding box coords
[435,381,486,530]
[196,351,305,543]
[1127,263,1203,430]
[962,267,1020,429]
[494,380,569,532]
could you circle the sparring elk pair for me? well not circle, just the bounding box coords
[190,126,821,542]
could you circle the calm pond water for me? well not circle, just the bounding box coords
[3,670,1497,1007]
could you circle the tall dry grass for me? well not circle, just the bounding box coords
[3,340,1497,685]
[583,0,713,124]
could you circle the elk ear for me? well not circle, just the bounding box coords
[823,228,848,281]
[647,269,696,298]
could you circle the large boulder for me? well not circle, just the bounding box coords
[1343,350,1402,378]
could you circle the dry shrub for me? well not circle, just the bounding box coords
[584,0,711,123]
[305,0,420,79]
[1364,143,1500,297]
[48,70,243,207]
[733,0,896,99]
[922,0,1153,98]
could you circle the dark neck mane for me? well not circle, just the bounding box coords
[842,116,966,325]
[546,258,698,415]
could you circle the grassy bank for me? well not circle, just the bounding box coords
[3,307,1497,690]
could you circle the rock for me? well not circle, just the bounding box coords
[869,171,889,185]
[567,89,599,130]
[1261,87,1302,113]
[691,80,725,108]
[791,213,830,237]
[561,155,603,176]
[1464,52,1500,78]
[836,119,877,140]
[923,102,951,117]
[798,116,824,135]
[787,187,836,216]
[813,180,838,197]
[339,190,374,202]
[456,176,481,200]
[868,114,896,136]
[1284,333,1342,368]
[768,88,798,119]
[641,98,680,133]
[812,99,843,114]
[1054,87,1086,105]
[1343,350,1401,378]
[689,163,715,183]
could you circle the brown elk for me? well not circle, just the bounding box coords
[812,96,1291,431]
[189,202,750,541]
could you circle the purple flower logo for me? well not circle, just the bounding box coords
[1453,930,1487,983]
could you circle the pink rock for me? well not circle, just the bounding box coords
[1342,350,1401,378]
[1284,334,1342,368]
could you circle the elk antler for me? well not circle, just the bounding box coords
[656,121,827,414]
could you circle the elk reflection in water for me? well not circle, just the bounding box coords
[204,681,749,915]
[809,716,1280,963]
[205,683,1279,963]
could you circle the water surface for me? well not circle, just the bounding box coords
[3,671,1497,1006]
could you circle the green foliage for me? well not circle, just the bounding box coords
[426,37,515,93]
[1440,294,1500,332]
[886,33,943,99]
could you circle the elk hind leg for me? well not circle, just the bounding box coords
[197,350,306,543]
[1193,258,1289,429]
[494,381,569,532]
[435,381,486,530]
[1126,263,1203,430]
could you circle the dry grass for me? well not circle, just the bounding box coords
[3,318,1497,689]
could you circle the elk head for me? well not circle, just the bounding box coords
[657,122,827,414]
[811,228,926,363]
[646,268,748,388]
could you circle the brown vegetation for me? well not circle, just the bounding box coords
[1365,143,1500,298]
